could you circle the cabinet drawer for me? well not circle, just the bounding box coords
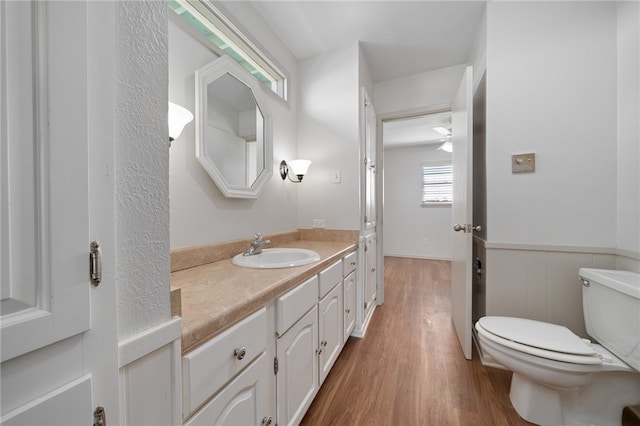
[319,260,341,299]
[342,251,357,277]
[183,307,268,418]
[276,275,318,336]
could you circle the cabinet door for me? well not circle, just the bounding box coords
[363,89,376,230]
[1,2,119,423]
[318,283,343,385]
[365,235,377,315]
[343,271,356,342]
[185,353,272,426]
[276,306,318,426]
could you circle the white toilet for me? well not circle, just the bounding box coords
[476,268,640,426]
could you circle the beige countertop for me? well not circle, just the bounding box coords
[171,239,357,353]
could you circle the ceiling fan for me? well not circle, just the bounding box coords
[433,126,452,152]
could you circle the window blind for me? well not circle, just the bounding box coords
[422,163,453,204]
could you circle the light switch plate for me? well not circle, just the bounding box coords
[331,169,341,183]
[512,153,535,173]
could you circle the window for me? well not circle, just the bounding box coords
[169,0,287,100]
[421,162,453,205]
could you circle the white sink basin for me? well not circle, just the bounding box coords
[232,248,320,269]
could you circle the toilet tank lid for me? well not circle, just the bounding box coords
[579,268,640,299]
[478,316,597,356]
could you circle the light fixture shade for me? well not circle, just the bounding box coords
[438,140,453,152]
[168,102,194,141]
[288,159,311,176]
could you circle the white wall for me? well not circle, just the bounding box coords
[384,144,452,259]
[168,5,299,249]
[616,1,640,255]
[485,1,618,247]
[297,43,361,231]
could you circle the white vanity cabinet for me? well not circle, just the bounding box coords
[343,251,357,341]
[275,255,353,425]
[185,352,272,426]
[182,307,274,425]
[275,276,320,426]
[179,249,357,426]
[318,261,344,385]
[364,234,377,321]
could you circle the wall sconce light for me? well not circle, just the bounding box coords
[168,102,194,146]
[280,159,311,183]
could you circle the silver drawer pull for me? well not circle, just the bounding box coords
[234,347,246,360]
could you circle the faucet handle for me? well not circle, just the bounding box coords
[254,233,263,241]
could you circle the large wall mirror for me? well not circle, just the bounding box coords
[195,55,273,198]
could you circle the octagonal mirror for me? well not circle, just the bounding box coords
[195,55,273,198]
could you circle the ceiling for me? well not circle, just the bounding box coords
[247,1,484,147]
[248,1,486,83]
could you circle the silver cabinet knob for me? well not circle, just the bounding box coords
[453,224,482,233]
[262,416,273,425]
[234,347,246,360]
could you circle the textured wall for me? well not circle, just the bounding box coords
[115,1,170,338]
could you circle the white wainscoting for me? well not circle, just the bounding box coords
[475,238,639,338]
[118,317,182,425]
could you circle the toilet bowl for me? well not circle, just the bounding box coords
[476,268,640,425]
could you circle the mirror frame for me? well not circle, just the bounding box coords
[195,55,273,198]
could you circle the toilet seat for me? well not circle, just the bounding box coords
[477,316,602,365]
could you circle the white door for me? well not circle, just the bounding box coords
[276,306,318,426]
[343,271,356,341]
[1,1,118,423]
[451,66,474,360]
[363,89,377,230]
[318,283,343,385]
[364,234,377,315]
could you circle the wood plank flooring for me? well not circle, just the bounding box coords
[301,257,640,426]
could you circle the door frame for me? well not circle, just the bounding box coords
[377,103,453,293]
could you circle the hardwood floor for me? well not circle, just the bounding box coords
[301,257,640,426]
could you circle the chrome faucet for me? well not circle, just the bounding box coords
[243,233,271,256]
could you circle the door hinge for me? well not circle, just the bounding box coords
[90,241,102,286]
[93,406,106,426]
[274,357,278,375]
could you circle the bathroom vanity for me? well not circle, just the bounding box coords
[171,236,358,425]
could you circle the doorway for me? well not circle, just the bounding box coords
[380,110,453,261]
